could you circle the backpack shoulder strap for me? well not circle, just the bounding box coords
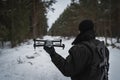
[81,41,94,54]
[81,40,97,64]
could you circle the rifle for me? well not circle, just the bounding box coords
[33,39,65,49]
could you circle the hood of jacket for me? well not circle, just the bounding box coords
[72,30,96,45]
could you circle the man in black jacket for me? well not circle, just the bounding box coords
[44,20,109,80]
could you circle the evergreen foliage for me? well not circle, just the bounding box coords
[0,0,120,47]
[0,0,56,47]
[49,0,120,38]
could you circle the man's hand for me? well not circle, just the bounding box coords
[44,46,56,56]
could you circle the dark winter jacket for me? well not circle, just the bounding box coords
[50,30,109,80]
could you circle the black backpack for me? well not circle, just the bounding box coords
[82,40,109,80]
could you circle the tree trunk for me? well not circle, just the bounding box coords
[32,0,37,39]
[117,36,120,43]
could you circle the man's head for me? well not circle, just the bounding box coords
[72,19,95,45]
[79,20,94,33]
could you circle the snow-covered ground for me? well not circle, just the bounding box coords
[0,36,120,80]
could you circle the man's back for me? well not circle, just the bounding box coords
[70,39,109,80]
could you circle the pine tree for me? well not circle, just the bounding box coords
[0,0,56,47]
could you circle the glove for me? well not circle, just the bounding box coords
[44,46,56,56]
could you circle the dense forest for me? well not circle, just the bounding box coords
[49,0,120,40]
[0,0,120,48]
[0,0,56,47]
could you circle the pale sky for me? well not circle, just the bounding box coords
[47,0,71,29]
